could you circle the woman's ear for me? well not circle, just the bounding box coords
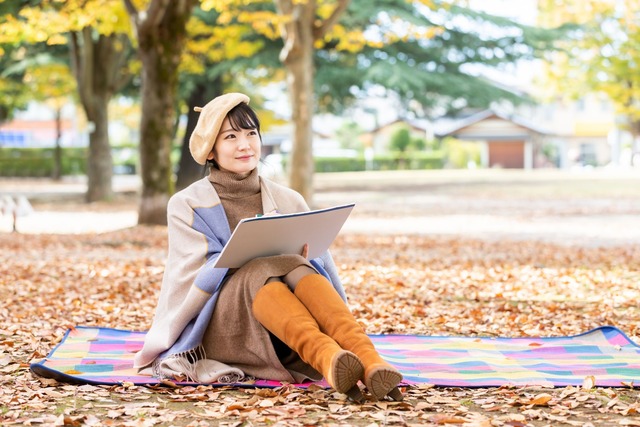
[207,151,215,161]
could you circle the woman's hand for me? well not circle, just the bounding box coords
[301,243,309,259]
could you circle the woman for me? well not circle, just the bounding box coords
[134,93,402,402]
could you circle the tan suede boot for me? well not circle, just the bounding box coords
[294,274,403,401]
[252,281,364,402]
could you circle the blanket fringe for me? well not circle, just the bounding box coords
[152,346,246,384]
[153,345,206,382]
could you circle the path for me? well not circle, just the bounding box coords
[1,169,639,246]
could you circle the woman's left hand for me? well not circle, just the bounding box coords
[301,243,309,259]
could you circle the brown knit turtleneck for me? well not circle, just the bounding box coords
[209,167,263,231]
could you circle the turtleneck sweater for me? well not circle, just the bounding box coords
[209,167,263,231]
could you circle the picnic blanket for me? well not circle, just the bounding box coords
[30,325,640,388]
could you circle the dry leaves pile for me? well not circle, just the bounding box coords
[1,227,639,426]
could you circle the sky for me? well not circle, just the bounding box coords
[269,0,541,107]
[468,0,539,25]
[465,0,541,90]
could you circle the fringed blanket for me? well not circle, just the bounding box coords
[30,325,640,388]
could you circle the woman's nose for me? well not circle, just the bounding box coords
[237,136,250,150]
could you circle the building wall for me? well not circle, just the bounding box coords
[521,93,618,168]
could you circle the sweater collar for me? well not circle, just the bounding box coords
[209,167,260,199]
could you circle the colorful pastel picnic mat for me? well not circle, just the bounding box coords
[30,325,640,388]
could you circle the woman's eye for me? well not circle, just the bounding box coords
[225,134,236,139]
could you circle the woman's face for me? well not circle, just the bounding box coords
[208,117,261,176]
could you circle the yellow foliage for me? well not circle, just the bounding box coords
[201,0,266,12]
[316,3,334,20]
[183,13,266,74]
[23,62,76,108]
[46,33,67,45]
[319,24,368,52]
[237,10,282,39]
[9,0,131,45]
[539,0,640,122]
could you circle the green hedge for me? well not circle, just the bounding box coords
[0,147,87,177]
[0,147,139,177]
[1,147,445,177]
[313,151,445,173]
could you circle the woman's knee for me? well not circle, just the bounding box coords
[283,265,317,290]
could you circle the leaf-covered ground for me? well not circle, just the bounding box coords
[1,170,640,426]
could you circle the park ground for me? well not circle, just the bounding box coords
[1,168,640,426]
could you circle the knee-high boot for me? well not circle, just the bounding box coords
[294,274,403,401]
[252,281,365,402]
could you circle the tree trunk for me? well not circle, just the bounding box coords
[85,96,113,202]
[175,78,223,191]
[70,30,129,202]
[285,48,315,203]
[136,46,173,224]
[133,1,195,225]
[278,2,317,204]
[275,0,350,204]
[52,106,63,181]
[630,118,640,167]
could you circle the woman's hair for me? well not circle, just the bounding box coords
[206,102,262,169]
[226,102,261,136]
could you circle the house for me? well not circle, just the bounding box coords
[435,109,552,169]
[524,93,623,169]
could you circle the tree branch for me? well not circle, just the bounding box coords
[146,0,171,26]
[111,35,134,93]
[69,28,95,118]
[68,31,82,84]
[123,0,170,35]
[122,0,138,24]
[274,0,293,40]
[122,0,137,16]
[275,0,299,63]
[313,0,350,40]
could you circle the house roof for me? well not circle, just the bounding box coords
[436,109,552,137]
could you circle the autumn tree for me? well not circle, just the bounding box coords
[271,0,350,202]
[175,5,281,190]
[315,0,570,117]
[208,0,565,203]
[0,48,29,124]
[17,59,76,180]
[1,0,134,201]
[206,0,350,202]
[538,0,640,165]
[0,1,32,123]
[123,0,198,225]
[0,41,73,180]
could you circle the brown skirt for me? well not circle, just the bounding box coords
[201,254,321,383]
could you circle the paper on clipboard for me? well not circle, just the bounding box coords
[213,203,355,268]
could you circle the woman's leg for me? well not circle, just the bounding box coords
[292,274,403,401]
[281,265,316,291]
[252,281,365,402]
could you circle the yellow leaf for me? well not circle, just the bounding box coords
[528,393,552,406]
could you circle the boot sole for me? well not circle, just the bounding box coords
[330,350,365,401]
[365,366,403,401]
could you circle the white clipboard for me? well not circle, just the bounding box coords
[213,203,355,268]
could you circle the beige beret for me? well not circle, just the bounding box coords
[189,92,251,165]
